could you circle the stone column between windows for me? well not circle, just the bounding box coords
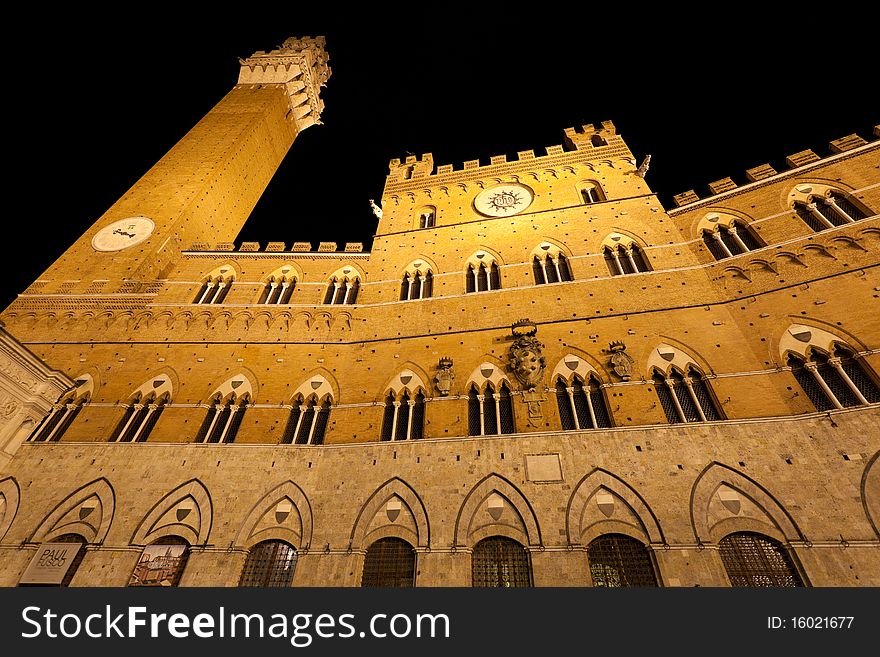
[406,398,415,440]
[390,400,401,440]
[664,378,687,423]
[485,266,493,291]
[342,281,353,304]
[209,281,226,304]
[806,202,836,229]
[804,363,843,409]
[201,405,222,443]
[728,226,749,252]
[292,404,305,441]
[824,198,854,223]
[477,394,485,435]
[539,257,550,284]
[118,403,145,442]
[44,404,76,443]
[493,393,501,435]
[682,377,707,422]
[584,386,598,429]
[552,255,563,281]
[266,282,279,304]
[625,247,639,272]
[828,358,868,405]
[611,248,624,275]
[218,402,242,443]
[471,266,479,292]
[565,386,580,430]
[130,404,158,443]
[418,274,426,298]
[33,406,62,442]
[711,231,732,258]
[196,281,215,304]
[306,403,321,444]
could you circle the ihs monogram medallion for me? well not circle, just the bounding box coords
[474,184,534,217]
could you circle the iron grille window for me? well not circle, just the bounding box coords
[394,392,411,441]
[361,538,415,587]
[736,222,762,250]
[794,202,826,232]
[556,380,575,430]
[472,537,531,588]
[653,373,681,424]
[689,370,721,420]
[572,378,591,428]
[467,387,481,436]
[839,352,880,403]
[129,537,190,587]
[704,231,728,260]
[788,355,834,411]
[719,532,803,587]
[670,370,701,422]
[831,193,867,221]
[817,356,859,407]
[239,540,297,587]
[588,534,658,587]
[411,392,425,439]
[814,200,844,226]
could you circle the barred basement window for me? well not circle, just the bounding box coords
[588,534,658,587]
[259,275,296,304]
[239,540,298,587]
[381,390,426,441]
[128,537,190,587]
[324,275,360,304]
[702,221,763,260]
[472,536,531,588]
[193,276,233,304]
[361,538,415,587]
[466,262,500,293]
[719,532,803,587]
[788,347,880,411]
[400,270,433,300]
[194,395,249,444]
[284,396,332,445]
[793,192,869,233]
[604,244,649,276]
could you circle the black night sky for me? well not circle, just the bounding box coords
[6,9,876,309]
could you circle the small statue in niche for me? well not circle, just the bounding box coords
[609,341,635,381]
[434,357,455,396]
[508,319,545,390]
[369,199,383,219]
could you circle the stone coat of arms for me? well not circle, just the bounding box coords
[508,319,545,389]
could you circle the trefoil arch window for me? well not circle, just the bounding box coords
[794,191,869,232]
[323,274,360,305]
[467,382,514,436]
[652,367,721,424]
[465,258,501,293]
[604,243,650,276]
[194,273,234,304]
[399,264,434,301]
[281,395,332,445]
[111,392,170,443]
[554,375,612,430]
[260,273,297,305]
[787,347,880,411]
[29,378,92,443]
[381,389,426,440]
[194,394,250,444]
[702,220,763,260]
[532,243,573,285]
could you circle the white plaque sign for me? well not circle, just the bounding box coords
[19,542,83,585]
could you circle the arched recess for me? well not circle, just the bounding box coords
[349,477,430,549]
[0,477,21,541]
[30,478,115,544]
[130,479,212,547]
[565,468,664,546]
[862,451,880,540]
[234,480,313,550]
[454,474,541,548]
[690,462,803,545]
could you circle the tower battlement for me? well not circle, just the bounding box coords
[238,35,331,131]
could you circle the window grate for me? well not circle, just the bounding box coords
[653,373,681,424]
[704,232,728,260]
[719,532,803,587]
[794,202,825,232]
[361,538,415,587]
[690,371,721,420]
[671,371,701,422]
[556,380,575,430]
[831,193,866,221]
[472,537,531,587]
[589,378,613,428]
[498,383,514,434]
[239,540,297,587]
[483,386,498,435]
[789,356,834,411]
[736,222,762,250]
[410,392,425,439]
[588,534,658,587]
[817,358,858,407]
[719,227,743,256]
[467,387,481,436]
[840,354,880,403]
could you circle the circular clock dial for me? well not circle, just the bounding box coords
[474,184,534,217]
[91,217,155,252]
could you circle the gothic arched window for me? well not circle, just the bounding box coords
[324,274,360,305]
[719,532,804,587]
[194,274,233,304]
[472,537,531,588]
[282,395,332,445]
[532,248,573,285]
[418,208,436,229]
[652,367,721,424]
[194,395,249,444]
[400,268,433,300]
[381,389,426,441]
[794,192,869,232]
[468,382,514,436]
[111,393,169,443]
[604,243,650,276]
[555,375,612,430]
[588,534,659,587]
[788,347,880,411]
[260,273,296,304]
[361,538,415,587]
[29,379,92,443]
[466,260,501,293]
[239,540,298,587]
[703,221,763,260]
[579,182,605,205]
[128,536,190,587]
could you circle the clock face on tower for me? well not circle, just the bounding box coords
[474,184,534,217]
[91,217,155,252]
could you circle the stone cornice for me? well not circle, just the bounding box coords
[182,251,370,260]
